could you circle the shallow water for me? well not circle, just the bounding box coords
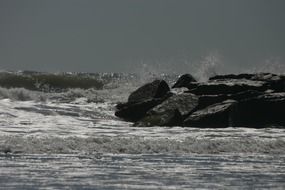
[0,74,285,189]
[1,154,284,190]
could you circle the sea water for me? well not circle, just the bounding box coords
[0,72,284,189]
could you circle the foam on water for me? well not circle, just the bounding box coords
[0,96,284,155]
[0,153,284,189]
[1,133,285,155]
[0,70,285,189]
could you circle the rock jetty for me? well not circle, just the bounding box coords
[115,73,285,128]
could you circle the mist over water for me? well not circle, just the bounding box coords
[130,52,285,83]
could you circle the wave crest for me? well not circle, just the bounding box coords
[1,136,284,154]
[0,72,104,92]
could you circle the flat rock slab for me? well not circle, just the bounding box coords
[184,100,237,128]
[189,79,267,95]
[232,93,285,127]
[197,90,263,110]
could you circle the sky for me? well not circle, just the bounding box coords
[0,0,284,73]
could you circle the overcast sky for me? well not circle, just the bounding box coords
[0,0,284,73]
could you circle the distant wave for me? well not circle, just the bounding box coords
[0,71,106,92]
[1,136,284,154]
[0,70,179,91]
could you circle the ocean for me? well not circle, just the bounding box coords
[0,71,284,189]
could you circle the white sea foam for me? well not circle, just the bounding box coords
[0,70,285,157]
[0,71,284,189]
[0,87,46,101]
[1,134,284,154]
[0,97,284,155]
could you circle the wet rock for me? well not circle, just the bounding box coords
[263,75,285,92]
[232,93,285,127]
[189,79,267,95]
[115,72,285,128]
[184,100,237,128]
[134,109,183,127]
[196,94,229,110]
[115,79,171,122]
[128,79,170,103]
[135,93,199,127]
[115,98,166,122]
[172,74,197,88]
[170,87,189,95]
[196,90,264,110]
[209,73,256,80]
[210,73,285,92]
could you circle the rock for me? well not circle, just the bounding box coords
[209,73,256,80]
[209,73,277,81]
[263,75,285,92]
[196,94,229,110]
[210,73,285,92]
[189,79,267,95]
[232,93,285,127]
[134,109,183,127]
[115,79,171,122]
[115,98,166,122]
[128,79,170,103]
[184,100,237,128]
[196,90,264,110]
[115,73,285,128]
[172,74,197,88]
[135,93,199,127]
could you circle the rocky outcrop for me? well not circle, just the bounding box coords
[184,100,237,128]
[135,93,198,127]
[128,79,170,103]
[115,98,165,122]
[115,80,170,122]
[115,73,285,128]
[188,79,267,95]
[172,74,197,88]
[232,93,285,127]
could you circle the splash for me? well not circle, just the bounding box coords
[131,51,226,83]
[0,87,46,101]
[193,52,224,81]
[248,57,285,75]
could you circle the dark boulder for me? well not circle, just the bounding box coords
[209,73,256,81]
[196,94,229,110]
[115,98,166,122]
[184,100,237,128]
[232,93,285,127]
[128,79,170,103]
[114,73,285,128]
[189,79,267,95]
[115,79,171,122]
[209,73,276,81]
[262,74,285,92]
[172,74,197,88]
[229,90,264,101]
[196,90,264,110]
[135,93,199,127]
[134,109,183,127]
[209,73,285,93]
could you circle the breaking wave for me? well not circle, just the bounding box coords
[1,135,284,155]
[0,71,110,92]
